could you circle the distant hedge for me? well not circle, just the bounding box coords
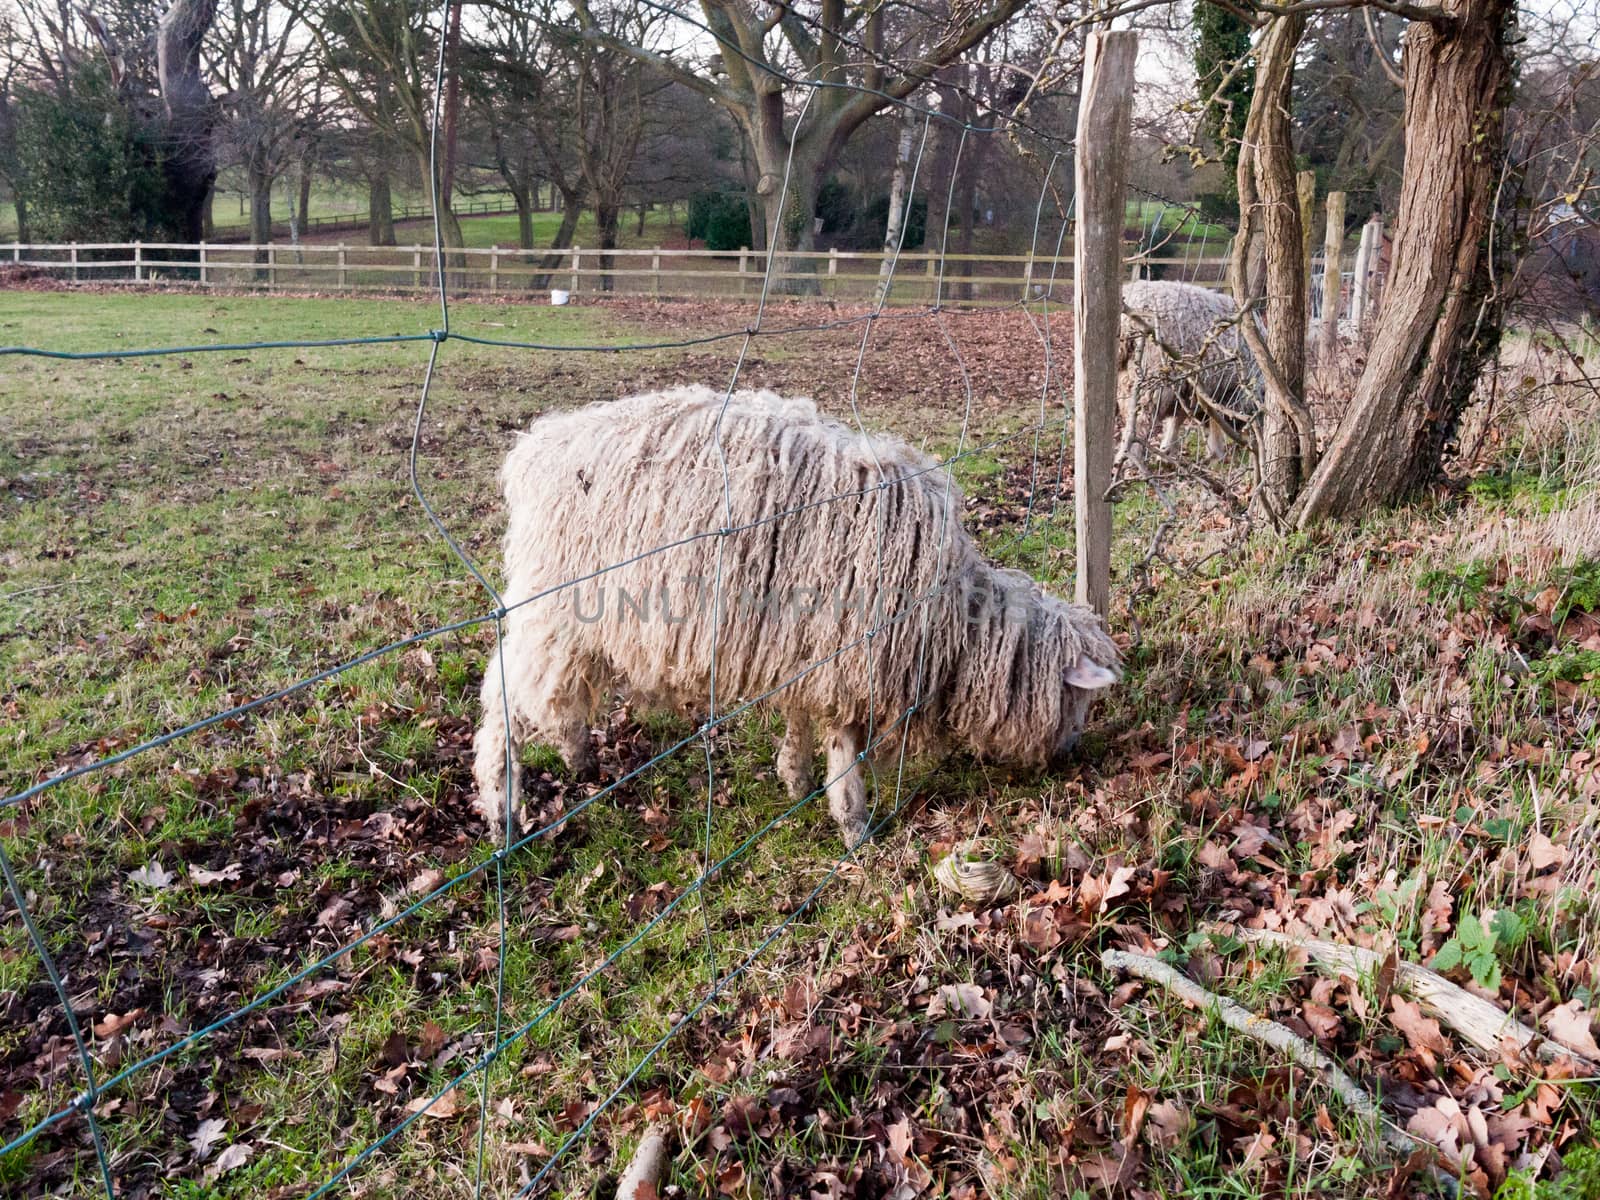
[686,191,750,252]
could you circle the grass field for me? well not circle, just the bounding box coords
[3,287,1600,1198]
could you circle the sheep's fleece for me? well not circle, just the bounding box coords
[1117,280,1260,463]
[473,386,1120,845]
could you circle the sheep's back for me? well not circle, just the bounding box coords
[496,387,980,725]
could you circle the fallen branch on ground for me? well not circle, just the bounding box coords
[1100,948,1419,1157]
[1214,925,1600,1071]
[615,1121,672,1200]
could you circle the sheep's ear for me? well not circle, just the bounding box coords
[1065,657,1119,690]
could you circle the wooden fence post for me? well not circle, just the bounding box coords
[413,246,423,290]
[70,242,80,283]
[828,247,838,297]
[268,245,277,289]
[489,245,499,296]
[571,245,580,296]
[1297,170,1316,294]
[1073,29,1137,620]
[1319,190,1346,355]
[338,243,348,289]
[1366,215,1385,324]
[738,248,749,297]
[133,241,143,283]
[651,246,662,299]
[1351,219,1374,334]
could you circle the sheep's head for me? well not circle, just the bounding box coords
[1050,654,1120,765]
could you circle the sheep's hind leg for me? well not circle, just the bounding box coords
[824,723,869,848]
[776,715,816,803]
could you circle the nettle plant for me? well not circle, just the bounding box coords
[1432,905,1537,991]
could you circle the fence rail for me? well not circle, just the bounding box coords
[2,239,1235,304]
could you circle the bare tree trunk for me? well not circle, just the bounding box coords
[369,170,396,246]
[954,135,990,302]
[1231,12,1317,522]
[297,163,312,232]
[923,72,964,244]
[878,107,919,300]
[439,0,464,201]
[419,149,465,290]
[516,188,534,250]
[595,198,619,291]
[1295,0,1514,524]
[532,185,585,289]
[248,162,273,269]
[155,0,219,245]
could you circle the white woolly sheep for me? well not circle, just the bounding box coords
[473,386,1121,846]
[1116,280,1261,466]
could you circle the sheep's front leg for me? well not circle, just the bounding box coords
[776,715,816,802]
[1158,410,1182,454]
[557,719,599,782]
[824,723,869,848]
[1114,385,1142,470]
[1204,417,1232,462]
[473,652,523,839]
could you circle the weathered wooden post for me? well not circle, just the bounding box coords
[1319,191,1346,355]
[651,245,661,299]
[71,242,80,284]
[412,246,423,290]
[338,243,348,290]
[1351,218,1374,334]
[1365,214,1385,325]
[738,247,749,297]
[570,245,581,296]
[1297,170,1316,294]
[489,245,499,296]
[1073,29,1137,619]
[133,241,144,283]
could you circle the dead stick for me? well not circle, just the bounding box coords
[615,1120,672,1200]
[1100,949,1418,1157]
[1218,926,1600,1071]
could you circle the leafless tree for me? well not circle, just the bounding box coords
[208,0,316,256]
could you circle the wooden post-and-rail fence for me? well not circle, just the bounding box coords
[0,240,1234,306]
